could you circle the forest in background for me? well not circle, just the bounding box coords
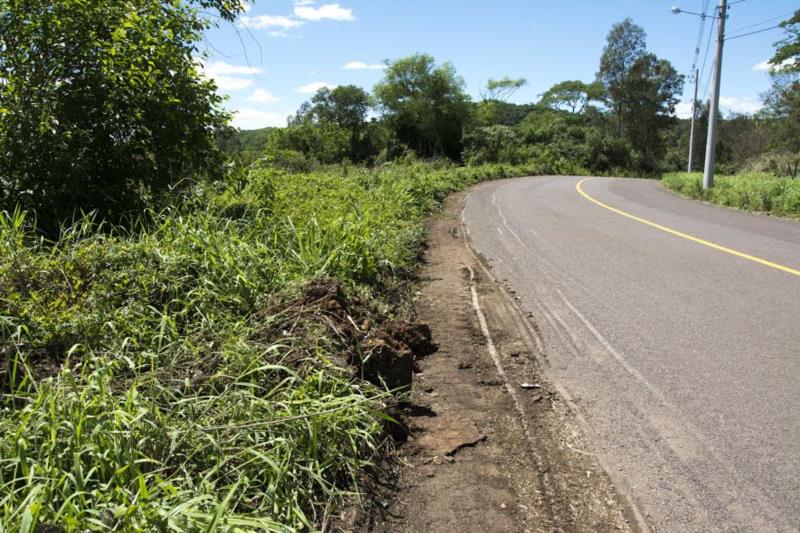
[224,15,799,183]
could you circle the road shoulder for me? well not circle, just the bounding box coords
[369,189,641,532]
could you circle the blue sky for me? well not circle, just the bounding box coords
[200,0,798,129]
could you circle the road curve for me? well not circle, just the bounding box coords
[463,176,800,532]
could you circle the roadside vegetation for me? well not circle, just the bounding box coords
[662,172,800,217]
[662,10,799,217]
[0,161,548,530]
[0,0,797,529]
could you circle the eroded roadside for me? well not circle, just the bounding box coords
[368,189,643,532]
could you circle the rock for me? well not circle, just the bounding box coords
[412,412,486,456]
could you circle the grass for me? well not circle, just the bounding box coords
[0,160,545,531]
[662,172,800,218]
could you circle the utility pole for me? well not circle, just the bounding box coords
[688,68,699,173]
[702,0,727,189]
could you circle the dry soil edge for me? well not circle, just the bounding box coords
[370,184,649,533]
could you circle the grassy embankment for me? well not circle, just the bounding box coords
[0,161,554,531]
[662,172,800,218]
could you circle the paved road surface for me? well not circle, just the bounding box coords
[463,176,800,532]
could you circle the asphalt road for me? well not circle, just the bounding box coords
[463,176,800,532]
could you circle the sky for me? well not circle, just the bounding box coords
[200,0,799,130]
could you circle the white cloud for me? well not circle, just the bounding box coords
[719,96,763,115]
[200,61,262,92]
[232,108,289,129]
[294,3,354,21]
[675,101,694,120]
[296,81,337,94]
[240,15,305,29]
[675,96,763,118]
[214,77,255,91]
[247,89,281,103]
[753,58,793,72]
[202,61,261,77]
[753,60,772,72]
[240,2,354,35]
[343,61,385,71]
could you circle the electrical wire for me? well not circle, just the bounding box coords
[726,24,783,41]
[697,3,718,101]
[689,0,712,79]
[726,11,793,34]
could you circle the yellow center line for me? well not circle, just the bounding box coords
[576,178,800,278]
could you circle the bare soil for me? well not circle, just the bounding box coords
[363,191,643,532]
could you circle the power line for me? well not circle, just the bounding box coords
[726,24,782,41]
[697,4,718,100]
[689,0,712,77]
[727,11,793,34]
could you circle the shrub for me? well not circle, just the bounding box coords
[662,172,800,217]
[0,0,237,233]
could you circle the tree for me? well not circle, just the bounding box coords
[597,18,647,135]
[594,19,682,173]
[481,77,527,102]
[293,86,371,131]
[476,77,527,126]
[462,125,525,165]
[374,54,471,160]
[290,85,375,161]
[266,121,350,165]
[762,10,800,175]
[620,54,684,172]
[539,80,604,114]
[0,0,245,231]
[770,9,799,72]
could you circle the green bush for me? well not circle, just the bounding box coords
[662,172,800,217]
[0,0,238,233]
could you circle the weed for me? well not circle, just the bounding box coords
[0,161,536,530]
[662,172,800,218]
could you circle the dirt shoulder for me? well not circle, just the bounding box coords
[368,189,644,532]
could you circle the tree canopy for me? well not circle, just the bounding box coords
[597,18,647,133]
[593,18,683,172]
[481,77,528,102]
[762,10,800,175]
[374,54,471,160]
[539,80,604,114]
[0,0,244,230]
[770,9,800,72]
[621,54,684,171]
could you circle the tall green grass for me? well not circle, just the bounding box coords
[0,161,539,531]
[662,172,800,218]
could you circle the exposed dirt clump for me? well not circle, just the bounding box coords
[254,279,438,392]
[360,321,437,391]
[301,279,350,316]
[380,321,437,359]
[360,338,414,391]
[0,344,64,399]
